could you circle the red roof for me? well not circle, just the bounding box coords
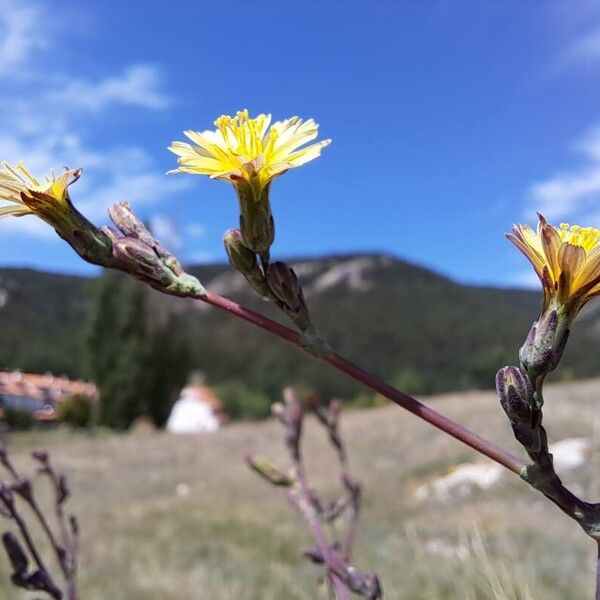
[180,385,223,410]
[0,371,98,422]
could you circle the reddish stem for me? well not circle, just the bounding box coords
[202,291,525,475]
[293,462,350,600]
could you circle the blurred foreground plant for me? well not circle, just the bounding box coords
[4,111,600,597]
[0,444,78,599]
[247,388,381,599]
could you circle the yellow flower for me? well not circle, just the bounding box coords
[168,109,331,192]
[508,214,600,316]
[0,162,81,219]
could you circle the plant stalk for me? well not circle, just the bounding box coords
[200,291,525,475]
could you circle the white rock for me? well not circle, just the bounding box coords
[175,482,190,497]
[424,538,469,560]
[307,257,379,294]
[415,437,591,504]
[415,463,504,502]
[549,437,589,471]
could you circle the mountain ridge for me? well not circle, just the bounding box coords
[0,252,596,399]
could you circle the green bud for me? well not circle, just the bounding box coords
[246,455,294,487]
[222,229,274,299]
[223,229,258,273]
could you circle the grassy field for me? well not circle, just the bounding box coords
[2,379,600,599]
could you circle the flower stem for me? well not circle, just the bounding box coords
[201,291,525,475]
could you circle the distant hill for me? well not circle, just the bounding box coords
[1,254,600,398]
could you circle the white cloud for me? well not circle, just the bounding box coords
[149,215,183,251]
[510,270,540,290]
[0,132,193,239]
[186,222,206,237]
[0,0,46,76]
[528,125,600,222]
[0,0,184,244]
[48,64,172,112]
[560,28,600,68]
[187,252,213,265]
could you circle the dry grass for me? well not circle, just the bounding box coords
[1,378,600,598]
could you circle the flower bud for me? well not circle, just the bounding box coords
[223,229,258,274]
[266,262,313,331]
[302,547,325,564]
[112,236,172,286]
[1,532,27,576]
[31,451,49,465]
[519,309,570,380]
[495,366,533,422]
[223,229,275,299]
[0,484,15,512]
[246,455,294,487]
[235,179,275,254]
[496,366,542,452]
[108,202,155,247]
[11,479,33,504]
[56,474,69,505]
[267,262,303,311]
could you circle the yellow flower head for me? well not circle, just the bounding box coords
[168,109,331,192]
[0,162,81,219]
[508,214,600,316]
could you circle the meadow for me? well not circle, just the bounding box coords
[1,379,599,599]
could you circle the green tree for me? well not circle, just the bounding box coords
[87,273,150,429]
[57,393,95,428]
[214,380,270,420]
[86,272,190,430]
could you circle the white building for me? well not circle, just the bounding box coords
[166,385,225,434]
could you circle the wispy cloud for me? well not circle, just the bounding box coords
[510,269,541,290]
[560,28,600,69]
[48,64,172,112]
[149,215,183,251]
[528,125,600,222]
[0,0,46,76]
[186,222,206,238]
[0,0,184,242]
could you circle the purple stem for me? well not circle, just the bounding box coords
[202,291,525,475]
[293,462,350,600]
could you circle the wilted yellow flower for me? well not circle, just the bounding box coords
[168,109,331,193]
[508,214,600,317]
[0,162,81,219]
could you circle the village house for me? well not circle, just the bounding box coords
[0,371,98,423]
[166,384,228,434]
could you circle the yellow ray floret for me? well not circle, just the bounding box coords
[0,162,80,218]
[508,214,600,314]
[168,109,331,188]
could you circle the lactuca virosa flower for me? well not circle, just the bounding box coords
[0,163,81,221]
[508,214,600,320]
[168,110,331,254]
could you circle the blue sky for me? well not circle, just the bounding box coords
[1,0,600,287]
